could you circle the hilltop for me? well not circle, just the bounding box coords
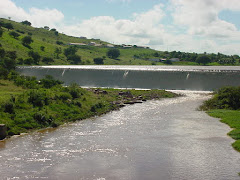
[0,18,239,66]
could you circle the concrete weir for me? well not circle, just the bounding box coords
[0,124,7,140]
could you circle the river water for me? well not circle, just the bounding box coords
[0,91,239,180]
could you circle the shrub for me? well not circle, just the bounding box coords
[28,51,41,64]
[24,58,34,65]
[9,31,20,39]
[58,92,72,101]
[202,86,240,110]
[3,101,14,114]
[40,46,45,51]
[42,57,54,64]
[67,54,81,64]
[22,36,33,47]
[56,41,64,45]
[107,48,120,59]
[28,90,47,107]
[93,57,104,65]
[64,46,77,57]
[39,75,63,89]
[68,83,81,99]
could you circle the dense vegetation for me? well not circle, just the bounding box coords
[0,18,240,66]
[0,74,177,137]
[201,87,240,152]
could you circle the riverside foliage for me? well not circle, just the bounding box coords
[0,72,177,137]
[201,87,240,152]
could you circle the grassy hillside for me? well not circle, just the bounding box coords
[1,18,239,66]
[0,18,162,65]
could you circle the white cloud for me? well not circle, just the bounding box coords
[0,0,240,55]
[0,0,64,28]
[171,0,240,39]
[60,4,166,46]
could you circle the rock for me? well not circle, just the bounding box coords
[0,124,7,140]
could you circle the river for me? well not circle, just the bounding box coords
[0,91,239,180]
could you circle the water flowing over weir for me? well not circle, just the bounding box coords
[17,65,240,91]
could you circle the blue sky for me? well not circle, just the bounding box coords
[1,0,240,55]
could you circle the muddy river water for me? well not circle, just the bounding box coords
[0,91,239,180]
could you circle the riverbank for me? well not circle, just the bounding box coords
[201,86,240,152]
[207,109,240,152]
[0,78,178,139]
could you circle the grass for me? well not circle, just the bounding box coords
[0,79,178,137]
[207,109,240,152]
[0,79,25,103]
[1,18,239,66]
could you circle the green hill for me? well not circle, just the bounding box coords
[0,18,163,66]
[0,18,239,66]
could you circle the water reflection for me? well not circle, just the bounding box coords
[0,91,239,179]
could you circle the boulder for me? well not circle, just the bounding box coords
[0,124,7,140]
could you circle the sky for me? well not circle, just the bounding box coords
[1,0,240,55]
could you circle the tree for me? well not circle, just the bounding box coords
[42,57,54,64]
[28,51,41,64]
[4,23,13,31]
[22,36,33,47]
[93,57,104,65]
[64,46,77,57]
[0,48,5,58]
[2,57,16,71]
[0,28,3,37]
[39,75,63,88]
[55,47,62,58]
[21,20,31,26]
[40,46,45,51]
[56,41,64,45]
[196,55,211,65]
[24,58,34,65]
[67,54,81,64]
[9,31,20,39]
[107,48,120,59]
[6,51,17,60]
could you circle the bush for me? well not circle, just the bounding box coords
[68,84,81,99]
[3,101,14,114]
[67,54,81,64]
[40,46,45,51]
[0,28,3,37]
[64,46,77,57]
[40,75,63,88]
[24,58,34,65]
[58,92,72,101]
[22,36,33,47]
[107,48,120,59]
[93,57,104,65]
[28,90,47,107]
[56,41,64,45]
[28,51,41,64]
[202,87,240,110]
[9,31,20,39]
[42,57,54,64]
